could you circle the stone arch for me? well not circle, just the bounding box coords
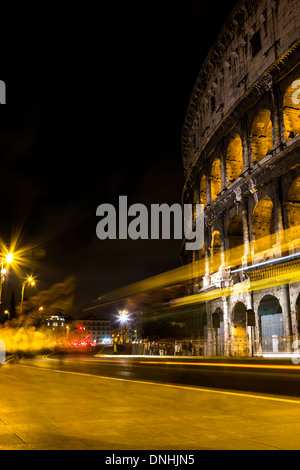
[283,78,300,142]
[232,301,247,326]
[211,230,221,271]
[226,132,243,185]
[258,294,284,353]
[210,158,221,201]
[252,197,275,253]
[286,176,300,229]
[250,109,273,163]
[231,301,249,356]
[212,306,224,355]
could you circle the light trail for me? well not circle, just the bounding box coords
[231,252,300,273]
[19,363,300,405]
[88,226,300,308]
[77,356,300,370]
[137,361,300,370]
[169,263,300,308]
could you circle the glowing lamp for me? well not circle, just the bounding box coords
[6,253,13,264]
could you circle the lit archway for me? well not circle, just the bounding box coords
[258,295,284,353]
[283,78,300,141]
[226,133,243,185]
[250,109,273,163]
[252,197,275,253]
[286,176,300,229]
[211,158,221,201]
[231,302,249,356]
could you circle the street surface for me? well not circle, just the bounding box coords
[22,352,300,397]
[1,354,300,450]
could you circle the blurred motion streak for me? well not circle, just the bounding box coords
[94,226,300,308]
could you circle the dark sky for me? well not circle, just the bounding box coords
[0,1,239,315]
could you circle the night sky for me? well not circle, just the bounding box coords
[0,1,238,316]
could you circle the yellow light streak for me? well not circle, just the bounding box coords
[170,262,300,309]
[138,361,300,370]
[94,226,300,307]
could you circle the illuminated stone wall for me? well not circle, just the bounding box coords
[181,0,300,356]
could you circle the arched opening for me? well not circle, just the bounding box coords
[199,311,207,356]
[211,158,221,201]
[250,109,273,163]
[211,230,221,272]
[252,197,275,254]
[258,295,284,353]
[199,174,207,206]
[227,215,243,272]
[283,79,300,141]
[231,302,249,356]
[226,133,243,185]
[212,307,224,355]
[286,176,300,229]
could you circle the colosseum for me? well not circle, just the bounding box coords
[180,0,300,357]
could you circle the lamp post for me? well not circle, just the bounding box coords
[119,310,129,343]
[0,252,14,305]
[20,276,36,314]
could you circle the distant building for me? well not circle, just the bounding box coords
[42,315,65,329]
[74,316,111,344]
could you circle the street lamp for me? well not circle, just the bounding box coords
[20,275,36,313]
[0,252,14,304]
[119,309,129,343]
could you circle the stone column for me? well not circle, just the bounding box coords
[220,145,227,191]
[241,201,250,267]
[245,291,256,356]
[203,228,211,287]
[290,308,298,342]
[222,296,230,356]
[206,175,212,206]
[240,118,251,171]
[253,295,262,356]
[273,179,284,251]
[268,79,283,150]
[281,284,293,352]
[206,301,213,356]
[220,228,226,268]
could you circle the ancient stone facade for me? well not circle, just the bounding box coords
[181,0,300,356]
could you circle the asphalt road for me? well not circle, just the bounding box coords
[2,354,300,450]
[20,352,300,399]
